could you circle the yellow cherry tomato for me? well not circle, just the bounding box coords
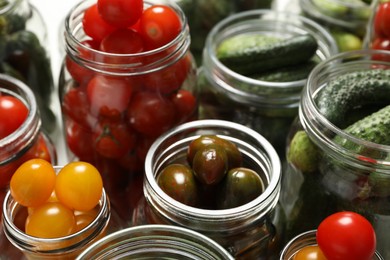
[293,245,327,260]
[55,161,103,211]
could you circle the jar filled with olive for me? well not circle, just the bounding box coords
[0,74,56,258]
[281,50,390,258]
[198,10,338,158]
[0,0,56,135]
[298,0,374,52]
[2,162,111,260]
[133,119,285,259]
[59,0,198,224]
[77,224,234,259]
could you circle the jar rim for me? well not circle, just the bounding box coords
[64,0,190,76]
[76,224,234,259]
[144,119,281,222]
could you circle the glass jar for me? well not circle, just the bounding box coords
[281,50,390,258]
[133,119,284,259]
[0,0,56,134]
[59,0,198,224]
[0,73,56,193]
[77,224,234,259]
[172,0,274,65]
[2,166,111,260]
[299,0,374,52]
[280,230,384,260]
[198,10,338,158]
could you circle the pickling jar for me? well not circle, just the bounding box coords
[77,224,234,259]
[0,73,56,258]
[198,10,338,158]
[133,119,285,259]
[299,0,374,52]
[281,50,390,258]
[2,166,111,260]
[59,0,198,224]
[0,0,56,134]
[280,230,384,260]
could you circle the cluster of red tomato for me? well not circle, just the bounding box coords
[0,94,52,189]
[10,159,103,238]
[371,1,390,61]
[62,0,197,184]
[293,211,376,260]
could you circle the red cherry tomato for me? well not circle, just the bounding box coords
[62,87,94,128]
[371,37,390,62]
[93,121,136,159]
[97,0,143,28]
[316,211,376,260]
[293,245,327,260]
[139,5,181,49]
[87,75,133,117]
[127,91,176,137]
[0,95,28,139]
[82,4,116,42]
[374,2,390,38]
[65,120,95,162]
[171,89,197,123]
[100,29,144,54]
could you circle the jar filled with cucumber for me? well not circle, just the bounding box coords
[281,50,390,259]
[299,0,374,52]
[0,0,56,134]
[171,0,273,64]
[198,10,338,158]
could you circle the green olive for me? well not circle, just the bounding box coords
[157,164,199,206]
[192,144,228,185]
[217,167,264,209]
[187,135,242,169]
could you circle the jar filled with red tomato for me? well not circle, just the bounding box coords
[0,74,56,258]
[2,162,111,259]
[281,50,390,258]
[0,0,57,135]
[133,119,285,259]
[59,0,198,224]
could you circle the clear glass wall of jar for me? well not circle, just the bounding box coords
[280,230,384,260]
[0,0,56,135]
[133,119,284,259]
[77,224,234,259]
[281,50,390,258]
[0,73,57,259]
[2,166,110,260]
[198,10,338,158]
[59,0,198,225]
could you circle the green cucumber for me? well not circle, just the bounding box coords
[315,69,390,127]
[248,60,318,82]
[335,104,390,147]
[216,34,318,75]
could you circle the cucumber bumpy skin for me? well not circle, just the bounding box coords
[216,34,318,76]
[335,104,390,147]
[315,69,390,127]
